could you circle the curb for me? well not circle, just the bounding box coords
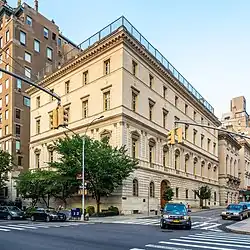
[226,226,250,235]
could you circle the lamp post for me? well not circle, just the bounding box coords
[59,115,104,221]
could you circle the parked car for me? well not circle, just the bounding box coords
[0,206,25,220]
[160,203,192,230]
[221,204,248,220]
[26,207,66,222]
[239,202,250,216]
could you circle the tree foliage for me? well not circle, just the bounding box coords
[193,185,212,207]
[162,186,174,203]
[0,150,14,191]
[50,135,138,212]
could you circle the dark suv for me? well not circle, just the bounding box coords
[160,203,191,229]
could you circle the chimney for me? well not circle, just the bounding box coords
[34,0,38,11]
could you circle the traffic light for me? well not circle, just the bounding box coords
[176,127,183,143]
[58,106,69,126]
[167,130,175,145]
[52,108,58,129]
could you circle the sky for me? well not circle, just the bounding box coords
[8,0,250,118]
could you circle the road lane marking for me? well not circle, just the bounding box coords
[195,233,250,240]
[145,245,191,250]
[188,234,250,242]
[0,225,24,230]
[170,238,250,248]
[7,224,38,229]
[0,228,10,232]
[192,222,209,228]
[200,223,221,230]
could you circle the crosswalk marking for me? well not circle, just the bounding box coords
[0,222,88,232]
[131,232,250,250]
[103,219,222,231]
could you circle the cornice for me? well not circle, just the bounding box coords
[219,132,241,150]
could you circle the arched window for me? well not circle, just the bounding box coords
[163,145,169,167]
[149,182,155,198]
[230,157,233,175]
[174,149,180,170]
[184,154,189,172]
[226,155,229,174]
[234,160,237,177]
[133,179,138,196]
[201,160,205,177]
[193,157,198,175]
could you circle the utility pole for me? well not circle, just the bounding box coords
[0,68,61,105]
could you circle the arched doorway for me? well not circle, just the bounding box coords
[160,180,170,208]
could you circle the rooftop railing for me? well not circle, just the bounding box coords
[36,16,214,114]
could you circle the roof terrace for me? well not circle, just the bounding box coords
[37,16,214,114]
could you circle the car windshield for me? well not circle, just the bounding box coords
[46,209,57,214]
[8,206,21,212]
[164,204,187,214]
[227,205,242,211]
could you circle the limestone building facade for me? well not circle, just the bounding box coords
[27,17,221,214]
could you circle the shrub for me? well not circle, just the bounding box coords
[86,206,95,216]
[108,206,119,215]
[91,211,118,217]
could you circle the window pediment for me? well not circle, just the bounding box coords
[131,130,140,140]
[34,148,41,154]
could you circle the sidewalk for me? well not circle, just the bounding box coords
[227,218,250,234]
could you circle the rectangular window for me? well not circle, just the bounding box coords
[132,138,138,159]
[0,71,2,79]
[50,89,54,101]
[18,156,22,166]
[65,81,70,94]
[132,92,138,112]
[5,141,9,151]
[24,52,31,63]
[149,74,154,88]
[0,99,2,108]
[213,142,216,154]
[176,188,179,198]
[35,153,40,168]
[163,86,167,99]
[0,84,2,93]
[6,48,9,58]
[25,67,31,78]
[207,138,211,152]
[201,134,204,148]
[48,112,53,129]
[5,94,9,105]
[16,109,21,119]
[104,59,110,75]
[23,96,30,107]
[5,110,8,120]
[58,38,62,47]
[47,47,53,60]
[201,117,204,124]
[20,31,26,45]
[0,54,2,63]
[52,33,56,40]
[17,79,22,89]
[16,140,21,152]
[103,91,110,111]
[82,100,88,118]
[149,145,153,163]
[0,128,2,137]
[36,119,40,134]
[36,96,40,108]
[193,111,196,121]
[0,37,3,48]
[44,27,49,38]
[5,64,9,71]
[34,39,40,52]
[26,16,32,26]
[132,60,137,76]
[5,30,9,42]
[186,189,189,199]
[16,124,21,135]
[5,79,9,89]
[5,125,8,135]
[175,96,179,107]
[0,114,2,123]
[193,129,197,144]
[185,104,188,115]
[163,111,168,128]
[185,125,188,140]
[149,103,154,121]
[83,71,88,85]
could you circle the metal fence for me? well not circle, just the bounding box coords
[37,16,214,114]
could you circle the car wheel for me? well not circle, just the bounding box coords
[222,216,226,220]
[160,220,166,229]
[31,215,35,221]
[7,215,12,220]
[186,224,192,230]
[46,216,51,222]
[240,215,243,221]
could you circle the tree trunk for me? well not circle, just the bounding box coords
[96,194,101,214]
[42,197,48,208]
[63,199,67,209]
[47,195,50,208]
[199,198,203,208]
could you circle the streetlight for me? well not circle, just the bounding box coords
[59,115,104,221]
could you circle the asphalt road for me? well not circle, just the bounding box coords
[0,208,243,250]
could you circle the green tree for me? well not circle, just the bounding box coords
[162,186,174,203]
[193,185,212,208]
[0,150,14,192]
[50,135,138,213]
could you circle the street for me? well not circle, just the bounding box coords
[0,208,245,250]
